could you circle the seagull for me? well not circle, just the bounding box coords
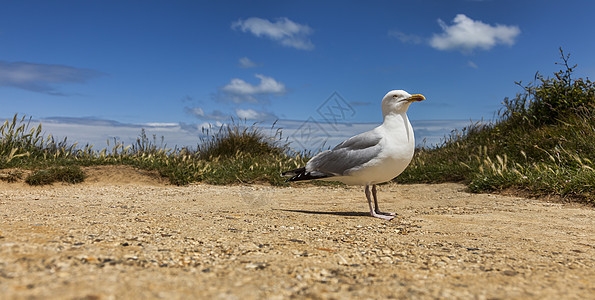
[283,90,425,220]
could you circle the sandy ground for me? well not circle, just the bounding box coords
[0,166,593,299]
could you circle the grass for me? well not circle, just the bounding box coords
[1,49,592,204]
[0,115,308,186]
[0,169,23,183]
[25,166,86,185]
[397,49,594,204]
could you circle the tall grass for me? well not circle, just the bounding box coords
[398,49,594,204]
[192,120,307,185]
[0,115,307,186]
[197,119,286,159]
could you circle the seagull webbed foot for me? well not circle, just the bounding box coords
[375,210,397,216]
[370,212,395,220]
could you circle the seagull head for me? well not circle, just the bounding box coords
[381,90,425,116]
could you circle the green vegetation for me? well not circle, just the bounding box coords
[0,115,307,186]
[25,166,86,185]
[1,49,592,204]
[0,169,23,183]
[397,49,594,204]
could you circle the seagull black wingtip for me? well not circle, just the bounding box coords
[283,167,333,182]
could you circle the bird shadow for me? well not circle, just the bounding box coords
[275,209,369,217]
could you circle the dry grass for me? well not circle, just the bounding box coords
[0,115,307,186]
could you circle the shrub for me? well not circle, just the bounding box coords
[197,119,287,159]
[25,166,86,185]
[398,48,595,203]
[504,48,595,126]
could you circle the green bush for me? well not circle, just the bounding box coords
[25,166,86,185]
[504,48,594,126]
[398,49,594,204]
[197,119,287,159]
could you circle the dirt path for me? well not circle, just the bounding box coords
[0,166,593,299]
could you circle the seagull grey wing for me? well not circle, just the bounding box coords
[333,129,382,151]
[307,131,383,176]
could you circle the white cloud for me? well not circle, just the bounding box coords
[141,122,179,127]
[235,108,277,121]
[185,106,204,117]
[467,60,479,69]
[185,106,277,122]
[238,57,259,68]
[388,30,424,44]
[185,107,230,121]
[220,74,286,104]
[430,14,520,52]
[232,17,314,50]
[235,108,260,119]
[206,111,228,121]
[0,61,103,95]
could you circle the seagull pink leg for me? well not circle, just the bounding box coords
[365,185,394,220]
[372,184,397,216]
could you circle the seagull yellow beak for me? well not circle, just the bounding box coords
[408,94,425,102]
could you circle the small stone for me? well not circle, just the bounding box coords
[288,239,305,244]
[381,256,393,263]
[245,262,267,270]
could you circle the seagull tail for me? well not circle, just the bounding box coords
[281,167,304,178]
[282,167,332,182]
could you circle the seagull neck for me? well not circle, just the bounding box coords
[382,111,408,124]
[382,112,414,143]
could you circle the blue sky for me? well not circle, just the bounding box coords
[1,0,594,150]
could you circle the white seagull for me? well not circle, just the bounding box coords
[283,90,425,220]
